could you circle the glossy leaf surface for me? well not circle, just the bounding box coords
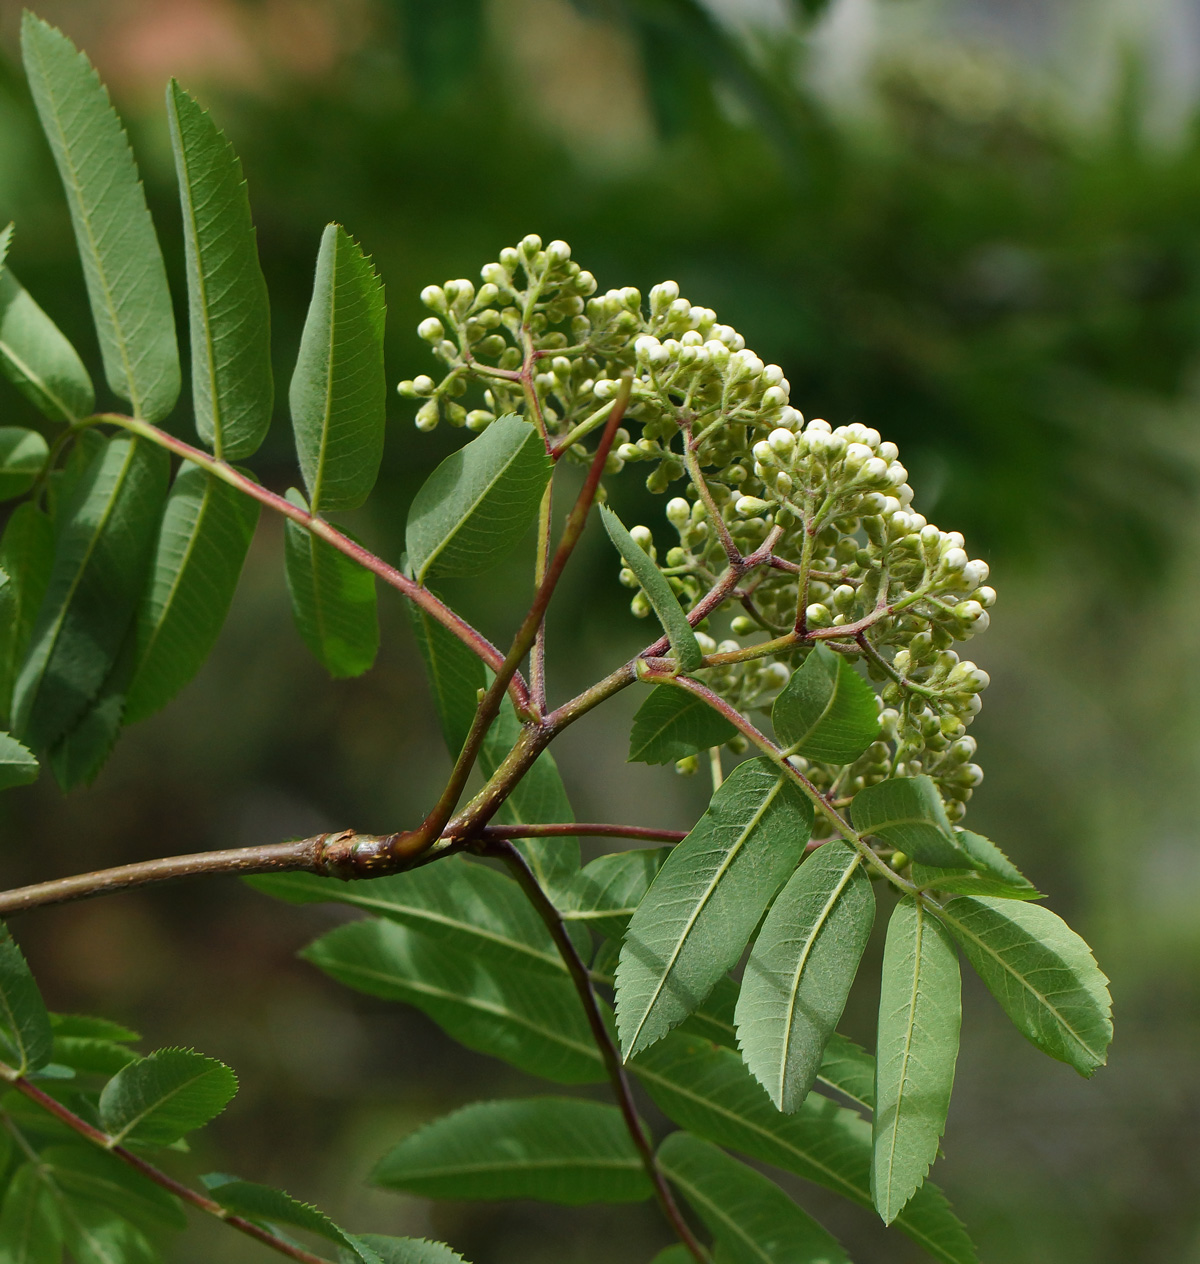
[628,684,737,764]
[0,429,49,503]
[406,415,551,582]
[772,645,879,764]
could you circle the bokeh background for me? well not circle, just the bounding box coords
[2,0,1199,1260]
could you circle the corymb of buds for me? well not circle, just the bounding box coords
[401,237,995,822]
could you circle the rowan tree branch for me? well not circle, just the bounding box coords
[483,838,709,1264]
[0,1066,336,1264]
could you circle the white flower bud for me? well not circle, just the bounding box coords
[546,239,571,264]
[666,497,691,527]
[763,662,790,689]
[730,615,756,636]
[520,233,543,255]
[680,330,703,347]
[806,418,831,434]
[843,442,872,469]
[805,603,831,626]
[887,462,907,485]
[717,639,739,655]
[593,379,618,400]
[630,525,654,550]
[735,496,772,517]
[832,584,856,611]
[466,410,494,432]
[920,524,941,546]
[961,560,989,589]
[752,440,775,465]
[862,457,888,480]
[955,600,984,624]
[695,632,717,655]
[860,493,888,513]
[651,280,680,306]
[878,440,899,461]
[415,400,439,431]
[780,406,804,430]
[481,262,508,287]
[897,483,914,506]
[974,586,997,608]
[761,386,788,409]
[617,443,641,461]
[621,286,642,310]
[420,285,448,312]
[576,270,597,295]
[417,316,445,343]
[475,282,499,308]
[761,364,784,386]
[774,471,793,495]
[943,547,968,572]
[396,379,419,398]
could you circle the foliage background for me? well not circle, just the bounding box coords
[1,0,1199,1259]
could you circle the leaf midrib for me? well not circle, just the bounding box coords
[879,899,925,1217]
[0,334,80,423]
[106,1064,218,1143]
[624,774,787,1055]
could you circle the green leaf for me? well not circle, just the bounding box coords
[202,1174,364,1255]
[13,436,169,751]
[0,734,38,791]
[0,257,95,423]
[50,1037,136,1077]
[633,1033,977,1264]
[21,15,179,422]
[736,841,874,1113]
[0,504,54,726]
[98,1048,238,1146]
[0,429,49,503]
[628,685,737,764]
[772,645,879,764]
[0,934,53,1075]
[58,1202,157,1264]
[284,489,378,678]
[563,847,670,939]
[872,898,961,1225]
[935,896,1112,1075]
[290,224,385,513]
[406,415,551,583]
[616,758,813,1060]
[658,1131,849,1264]
[249,854,567,975]
[166,81,273,460]
[50,1014,139,1042]
[125,464,259,722]
[40,1145,186,1232]
[677,977,876,1114]
[0,1164,62,1264]
[911,831,1040,900]
[480,687,580,905]
[372,1098,651,1204]
[650,1249,693,1264]
[301,918,604,1084]
[407,598,485,757]
[599,506,701,672]
[351,1238,469,1264]
[849,777,972,869]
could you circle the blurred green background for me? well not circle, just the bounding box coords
[2,0,1200,1259]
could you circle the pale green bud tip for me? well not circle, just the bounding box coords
[630,525,654,550]
[546,239,571,264]
[675,755,699,776]
[420,285,447,312]
[415,400,439,431]
[666,497,691,526]
[466,410,494,432]
[806,603,831,626]
[520,233,543,255]
[417,317,444,342]
[735,496,771,517]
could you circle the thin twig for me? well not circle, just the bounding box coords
[0,1068,335,1264]
[90,414,526,708]
[484,840,709,1264]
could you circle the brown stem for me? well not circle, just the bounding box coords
[484,840,709,1264]
[1,1069,334,1264]
[412,375,634,850]
[92,414,525,708]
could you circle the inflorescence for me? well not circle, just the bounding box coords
[398,235,995,823]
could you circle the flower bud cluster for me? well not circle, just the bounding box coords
[401,238,994,820]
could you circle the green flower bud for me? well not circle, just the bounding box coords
[675,755,699,776]
[415,400,439,431]
[466,410,494,431]
[730,615,756,636]
[735,496,771,516]
[420,285,448,313]
[417,316,444,343]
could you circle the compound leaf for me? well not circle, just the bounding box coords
[284,489,378,678]
[250,855,566,976]
[125,464,258,723]
[736,841,874,1113]
[563,847,671,939]
[872,899,961,1225]
[600,506,701,672]
[616,758,812,1060]
[0,247,94,423]
[22,15,179,421]
[58,1202,157,1264]
[98,1048,238,1146]
[628,684,736,764]
[373,1098,651,1204]
[0,933,53,1075]
[13,436,168,752]
[936,896,1112,1075]
[772,644,879,764]
[850,777,972,869]
[0,733,38,792]
[0,429,49,503]
[290,224,385,513]
[167,81,273,460]
[302,918,604,1084]
[406,415,551,583]
[633,1032,977,1264]
[658,1131,849,1264]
